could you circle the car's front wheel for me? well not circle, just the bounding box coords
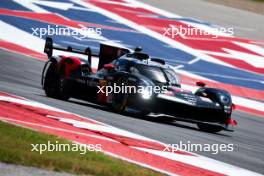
[111,92,128,113]
[197,123,223,133]
[110,77,129,113]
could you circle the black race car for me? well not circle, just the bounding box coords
[42,37,237,133]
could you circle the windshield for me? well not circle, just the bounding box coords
[134,64,180,86]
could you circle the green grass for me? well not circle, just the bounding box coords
[0,121,164,176]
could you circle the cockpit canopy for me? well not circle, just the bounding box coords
[114,58,180,87]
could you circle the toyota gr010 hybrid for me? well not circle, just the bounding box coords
[41,37,237,133]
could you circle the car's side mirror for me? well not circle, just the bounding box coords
[196,81,206,87]
[103,63,114,70]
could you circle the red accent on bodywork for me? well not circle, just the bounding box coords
[226,119,238,126]
[97,88,107,104]
[103,63,114,70]
[165,90,174,96]
[58,56,81,78]
[232,104,236,110]
[196,81,206,87]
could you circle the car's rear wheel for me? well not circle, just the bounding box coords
[197,123,223,133]
[44,62,70,100]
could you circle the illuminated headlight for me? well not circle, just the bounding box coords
[141,88,152,99]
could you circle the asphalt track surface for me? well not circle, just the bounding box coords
[139,0,264,41]
[0,48,264,174]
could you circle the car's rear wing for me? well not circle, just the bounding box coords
[44,37,94,65]
[44,37,130,69]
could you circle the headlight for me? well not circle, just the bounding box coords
[141,88,152,99]
[138,79,154,99]
[219,94,231,105]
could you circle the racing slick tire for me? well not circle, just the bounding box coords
[197,123,223,133]
[43,62,70,101]
[110,77,150,117]
[111,77,128,113]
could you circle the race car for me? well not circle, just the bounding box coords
[41,37,237,133]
